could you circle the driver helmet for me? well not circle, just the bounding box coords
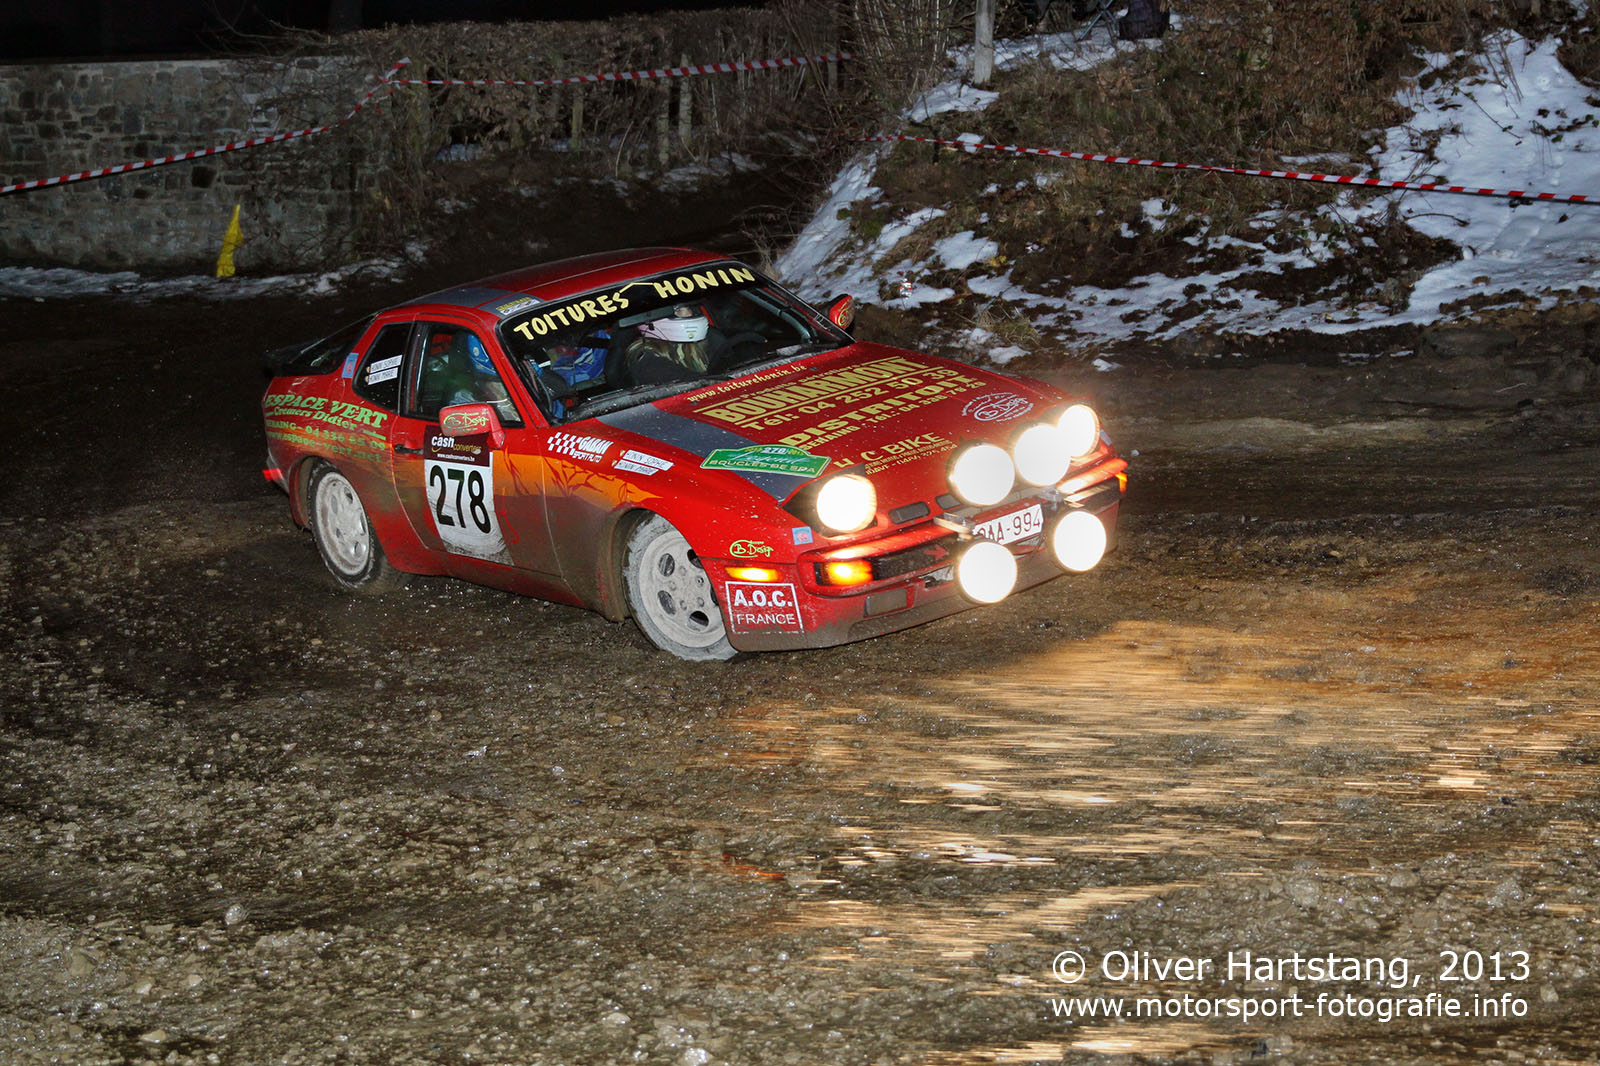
[465,333,495,375]
[639,304,709,343]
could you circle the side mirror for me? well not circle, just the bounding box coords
[439,402,506,450]
[825,294,856,333]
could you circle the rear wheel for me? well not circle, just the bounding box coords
[624,514,735,661]
[306,463,407,592]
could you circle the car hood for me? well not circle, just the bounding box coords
[593,342,1062,502]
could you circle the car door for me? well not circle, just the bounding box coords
[386,318,562,585]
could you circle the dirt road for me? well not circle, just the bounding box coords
[3,223,1599,1064]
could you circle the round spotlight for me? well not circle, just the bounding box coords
[1050,510,1108,572]
[956,539,1018,604]
[815,474,877,533]
[1013,422,1070,487]
[948,444,1015,507]
[1057,404,1100,459]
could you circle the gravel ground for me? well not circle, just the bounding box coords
[3,196,1600,1065]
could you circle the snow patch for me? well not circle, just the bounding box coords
[933,231,1000,270]
[908,83,1000,122]
[0,257,407,302]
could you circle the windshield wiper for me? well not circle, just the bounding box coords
[724,341,842,376]
[572,380,704,419]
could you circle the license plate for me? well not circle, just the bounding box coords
[974,503,1044,545]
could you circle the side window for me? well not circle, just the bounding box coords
[352,324,411,412]
[271,316,373,376]
[408,324,522,427]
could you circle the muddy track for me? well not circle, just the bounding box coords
[3,183,1600,1063]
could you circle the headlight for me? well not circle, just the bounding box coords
[948,443,1015,507]
[1013,422,1070,487]
[1050,510,1108,572]
[815,474,877,533]
[1057,404,1100,459]
[956,540,1017,604]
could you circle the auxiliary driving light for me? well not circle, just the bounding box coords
[948,443,1015,507]
[820,559,874,587]
[815,474,877,533]
[1013,422,1071,487]
[1057,403,1100,459]
[1050,510,1108,572]
[956,539,1018,604]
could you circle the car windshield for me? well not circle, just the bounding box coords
[497,263,850,422]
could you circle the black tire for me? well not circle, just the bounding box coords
[623,514,735,661]
[306,462,407,593]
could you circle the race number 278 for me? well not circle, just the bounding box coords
[424,460,503,556]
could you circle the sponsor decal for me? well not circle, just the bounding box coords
[694,355,929,428]
[424,434,504,559]
[340,352,358,379]
[791,527,814,545]
[856,432,955,473]
[549,432,612,464]
[736,365,992,452]
[725,581,803,633]
[263,392,389,430]
[962,391,1034,423]
[264,420,384,462]
[506,265,757,341]
[702,444,829,478]
[427,434,486,463]
[613,449,674,477]
[729,539,774,558]
[493,296,539,316]
[441,407,491,437]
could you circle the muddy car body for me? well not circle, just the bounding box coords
[261,248,1127,659]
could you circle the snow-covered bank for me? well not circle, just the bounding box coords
[777,27,1600,355]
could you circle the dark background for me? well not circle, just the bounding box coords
[0,0,752,60]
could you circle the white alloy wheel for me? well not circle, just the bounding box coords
[624,515,735,661]
[307,463,405,591]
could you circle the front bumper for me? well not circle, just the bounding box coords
[718,466,1123,652]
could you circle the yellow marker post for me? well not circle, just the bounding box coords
[215,204,244,278]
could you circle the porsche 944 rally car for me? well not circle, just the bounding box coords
[261,248,1127,659]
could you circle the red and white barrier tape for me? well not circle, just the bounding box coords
[862,134,1600,207]
[0,60,410,197]
[0,52,851,197]
[392,52,853,88]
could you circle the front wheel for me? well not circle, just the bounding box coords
[306,463,407,592]
[624,514,735,661]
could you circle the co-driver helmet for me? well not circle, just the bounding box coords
[638,304,708,343]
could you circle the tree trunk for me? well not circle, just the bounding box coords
[678,54,693,153]
[656,81,671,168]
[973,0,995,87]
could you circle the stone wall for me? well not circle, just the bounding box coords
[0,56,380,272]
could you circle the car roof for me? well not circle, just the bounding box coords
[395,247,737,318]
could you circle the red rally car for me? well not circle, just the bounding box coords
[261,248,1127,660]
